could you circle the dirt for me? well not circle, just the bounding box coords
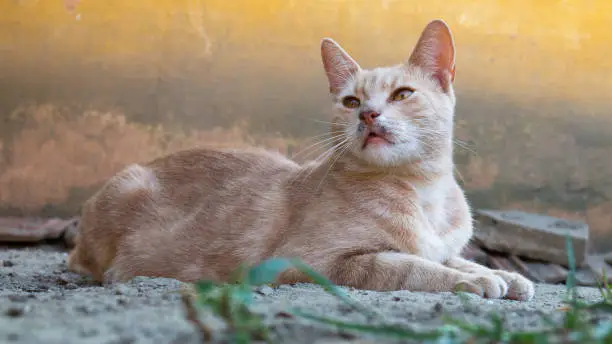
[1,246,610,344]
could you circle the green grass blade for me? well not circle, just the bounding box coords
[245,257,296,286]
[290,308,448,340]
[290,259,380,317]
[565,233,578,305]
[195,280,217,296]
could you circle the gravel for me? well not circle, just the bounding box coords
[1,246,610,343]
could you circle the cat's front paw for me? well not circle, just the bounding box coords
[492,270,535,301]
[454,274,509,299]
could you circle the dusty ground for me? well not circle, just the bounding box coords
[1,246,610,344]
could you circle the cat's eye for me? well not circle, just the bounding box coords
[341,96,361,109]
[389,87,414,102]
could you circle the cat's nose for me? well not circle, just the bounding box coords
[358,110,380,126]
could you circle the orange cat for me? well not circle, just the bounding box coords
[68,20,535,301]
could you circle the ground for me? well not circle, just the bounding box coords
[0,246,609,344]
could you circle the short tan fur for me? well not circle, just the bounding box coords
[68,20,535,301]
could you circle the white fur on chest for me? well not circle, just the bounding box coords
[377,180,470,263]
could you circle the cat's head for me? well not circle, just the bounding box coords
[321,20,457,170]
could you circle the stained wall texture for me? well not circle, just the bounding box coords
[1,0,612,251]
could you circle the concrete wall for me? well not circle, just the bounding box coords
[2,0,612,251]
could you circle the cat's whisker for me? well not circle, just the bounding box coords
[454,166,466,185]
[292,133,347,160]
[453,139,478,156]
[301,133,349,159]
[291,137,350,182]
[302,131,344,141]
[315,140,353,191]
[298,117,351,128]
[311,119,351,127]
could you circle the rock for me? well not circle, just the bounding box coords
[586,255,612,283]
[473,210,588,267]
[461,243,489,266]
[574,267,600,286]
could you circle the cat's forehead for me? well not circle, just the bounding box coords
[348,66,409,97]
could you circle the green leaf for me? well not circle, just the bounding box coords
[195,280,217,296]
[232,284,254,306]
[245,257,296,286]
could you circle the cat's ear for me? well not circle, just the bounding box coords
[321,38,361,94]
[407,19,456,91]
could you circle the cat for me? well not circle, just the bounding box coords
[68,19,535,301]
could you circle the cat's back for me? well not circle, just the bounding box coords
[69,147,300,281]
[145,147,299,187]
[132,147,301,216]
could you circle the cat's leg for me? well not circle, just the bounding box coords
[444,256,535,301]
[327,251,510,299]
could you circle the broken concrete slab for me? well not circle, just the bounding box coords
[473,209,588,267]
[461,242,489,266]
[522,262,568,284]
[488,254,520,274]
[507,255,544,283]
[575,267,600,287]
[586,254,612,283]
[60,218,80,248]
[0,217,76,243]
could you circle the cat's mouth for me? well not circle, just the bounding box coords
[362,130,393,149]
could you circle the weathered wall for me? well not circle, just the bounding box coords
[2,0,612,251]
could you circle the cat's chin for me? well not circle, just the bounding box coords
[354,143,418,169]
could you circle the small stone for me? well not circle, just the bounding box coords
[5,306,24,317]
[391,296,401,301]
[337,304,354,315]
[114,284,131,296]
[117,297,128,306]
[338,332,357,340]
[433,302,443,313]
[64,283,78,290]
[274,311,294,319]
[255,285,274,296]
[56,276,71,285]
[3,260,14,267]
